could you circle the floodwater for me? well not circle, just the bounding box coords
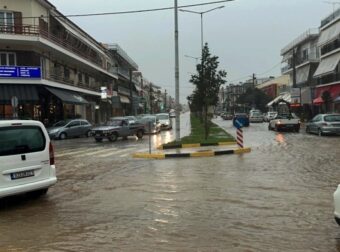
[1,115,340,252]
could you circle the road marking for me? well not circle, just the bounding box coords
[76,148,119,157]
[98,147,136,157]
[56,147,103,157]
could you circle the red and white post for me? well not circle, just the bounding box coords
[236,128,244,148]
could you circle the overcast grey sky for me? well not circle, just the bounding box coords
[49,0,332,102]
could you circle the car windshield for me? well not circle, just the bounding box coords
[0,126,46,156]
[235,114,247,118]
[325,115,340,122]
[157,114,169,120]
[141,116,156,123]
[252,112,262,116]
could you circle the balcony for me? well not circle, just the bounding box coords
[281,53,319,73]
[0,24,105,70]
[321,39,340,56]
[321,8,340,28]
[281,29,319,55]
[113,67,140,84]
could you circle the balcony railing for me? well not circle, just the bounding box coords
[0,24,105,70]
[113,67,140,84]
[321,39,340,56]
[281,28,319,55]
[321,7,340,28]
[281,53,319,73]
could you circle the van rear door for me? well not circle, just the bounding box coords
[0,123,51,188]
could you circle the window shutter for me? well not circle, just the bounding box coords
[14,12,22,34]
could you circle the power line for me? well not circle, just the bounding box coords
[22,0,234,19]
[228,61,281,83]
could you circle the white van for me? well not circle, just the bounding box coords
[0,120,57,198]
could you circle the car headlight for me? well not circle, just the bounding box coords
[49,129,59,134]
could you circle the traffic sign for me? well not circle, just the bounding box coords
[235,119,243,129]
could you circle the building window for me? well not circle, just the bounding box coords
[78,73,83,84]
[0,12,14,32]
[0,52,16,66]
[84,74,89,85]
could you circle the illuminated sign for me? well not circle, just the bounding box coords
[0,66,41,78]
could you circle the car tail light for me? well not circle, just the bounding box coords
[49,142,55,165]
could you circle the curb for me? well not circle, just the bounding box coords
[133,147,251,159]
[157,141,237,150]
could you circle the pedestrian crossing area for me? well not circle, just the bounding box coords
[55,145,147,159]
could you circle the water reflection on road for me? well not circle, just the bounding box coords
[1,115,340,251]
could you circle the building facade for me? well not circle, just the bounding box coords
[313,9,340,113]
[281,28,319,113]
[0,0,118,125]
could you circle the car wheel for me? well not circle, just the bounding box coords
[268,124,272,130]
[275,125,280,132]
[59,132,67,140]
[318,128,323,136]
[95,137,103,142]
[136,130,143,139]
[295,127,300,133]
[108,133,118,142]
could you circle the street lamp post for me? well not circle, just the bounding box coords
[180,6,224,55]
[174,0,180,141]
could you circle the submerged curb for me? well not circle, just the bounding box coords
[157,141,237,150]
[133,147,251,159]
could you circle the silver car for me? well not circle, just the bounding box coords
[156,113,172,130]
[306,114,340,136]
[139,116,161,134]
[47,119,92,140]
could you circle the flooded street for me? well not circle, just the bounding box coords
[1,114,340,251]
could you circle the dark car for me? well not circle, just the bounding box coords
[233,113,249,127]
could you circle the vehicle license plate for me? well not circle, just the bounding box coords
[11,170,35,180]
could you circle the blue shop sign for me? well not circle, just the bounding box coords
[0,66,41,78]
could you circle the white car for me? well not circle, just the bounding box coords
[268,113,300,132]
[334,185,340,225]
[264,111,278,122]
[249,111,263,123]
[0,120,57,198]
[156,113,172,130]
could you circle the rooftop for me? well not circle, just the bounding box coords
[281,28,319,55]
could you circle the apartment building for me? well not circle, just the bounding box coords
[0,0,118,124]
[280,29,319,109]
[313,8,340,112]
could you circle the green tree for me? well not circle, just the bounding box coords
[187,43,227,139]
[236,87,272,112]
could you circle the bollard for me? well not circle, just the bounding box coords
[236,127,243,148]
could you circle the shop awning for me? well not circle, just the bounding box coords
[313,97,324,105]
[334,96,340,103]
[314,52,340,77]
[120,95,130,104]
[0,84,39,104]
[45,87,89,105]
[318,24,340,46]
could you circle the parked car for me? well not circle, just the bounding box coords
[233,113,250,127]
[334,185,340,226]
[140,115,161,134]
[249,111,263,123]
[47,119,92,140]
[0,120,57,198]
[268,113,300,132]
[124,116,138,124]
[169,109,176,118]
[222,113,233,120]
[264,111,278,122]
[306,114,340,136]
[156,113,172,130]
[91,117,145,142]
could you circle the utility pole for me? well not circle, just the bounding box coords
[164,89,167,112]
[149,83,153,114]
[252,73,256,88]
[174,0,180,141]
[129,69,134,115]
[292,48,297,88]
